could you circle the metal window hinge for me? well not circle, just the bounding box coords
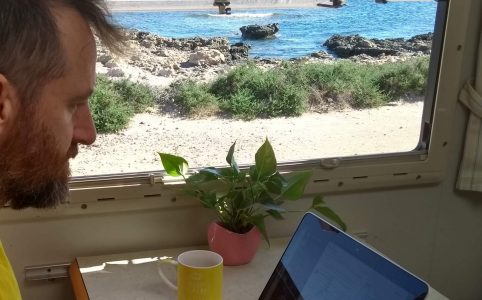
[24,263,70,281]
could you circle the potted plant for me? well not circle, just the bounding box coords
[159,139,346,265]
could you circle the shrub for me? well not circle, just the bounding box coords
[172,80,219,116]
[375,57,430,98]
[298,61,385,108]
[167,56,430,120]
[90,75,157,133]
[211,64,308,119]
[90,76,132,133]
[113,78,156,113]
[220,88,260,120]
[351,82,387,108]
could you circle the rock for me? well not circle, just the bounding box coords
[98,54,113,65]
[130,55,142,61]
[171,64,180,70]
[153,49,170,57]
[350,54,376,62]
[230,43,250,60]
[140,39,154,48]
[133,30,158,49]
[318,0,346,8]
[409,33,433,42]
[156,67,176,77]
[240,23,279,39]
[356,39,376,48]
[310,51,332,59]
[104,61,118,68]
[156,37,230,51]
[188,49,225,66]
[107,68,125,78]
[323,33,432,58]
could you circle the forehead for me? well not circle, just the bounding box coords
[53,6,96,89]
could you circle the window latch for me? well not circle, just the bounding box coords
[320,158,341,169]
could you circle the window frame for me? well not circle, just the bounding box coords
[0,0,469,221]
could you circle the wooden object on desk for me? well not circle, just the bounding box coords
[69,238,449,300]
[69,259,89,300]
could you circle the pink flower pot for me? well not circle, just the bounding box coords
[207,221,261,266]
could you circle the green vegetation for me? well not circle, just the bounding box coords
[171,56,430,120]
[90,75,156,133]
[171,80,219,117]
[210,62,308,119]
[89,57,430,132]
[375,57,429,98]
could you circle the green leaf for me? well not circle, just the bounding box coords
[199,167,223,178]
[218,167,237,179]
[312,195,325,206]
[183,186,200,198]
[249,165,258,181]
[311,198,347,231]
[259,203,286,214]
[248,214,270,246]
[200,191,218,209]
[255,139,277,180]
[196,167,237,181]
[229,190,250,210]
[158,153,188,177]
[186,170,218,185]
[265,172,286,195]
[226,142,240,175]
[266,209,284,220]
[257,190,277,205]
[281,171,312,200]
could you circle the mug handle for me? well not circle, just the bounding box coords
[157,259,178,290]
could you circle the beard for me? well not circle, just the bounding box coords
[0,106,77,209]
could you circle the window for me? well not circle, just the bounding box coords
[66,0,464,209]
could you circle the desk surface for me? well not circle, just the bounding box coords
[70,238,449,300]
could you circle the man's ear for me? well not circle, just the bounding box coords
[0,74,19,139]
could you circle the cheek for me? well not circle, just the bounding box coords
[46,112,75,154]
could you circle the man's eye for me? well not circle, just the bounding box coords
[70,103,79,113]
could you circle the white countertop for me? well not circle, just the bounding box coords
[76,238,448,300]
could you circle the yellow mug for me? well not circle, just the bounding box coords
[158,250,223,300]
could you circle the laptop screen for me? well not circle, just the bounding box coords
[259,212,428,300]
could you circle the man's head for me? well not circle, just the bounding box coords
[0,0,124,209]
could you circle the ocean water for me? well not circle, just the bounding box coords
[113,0,437,58]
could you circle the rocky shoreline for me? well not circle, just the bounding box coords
[96,29,433,88]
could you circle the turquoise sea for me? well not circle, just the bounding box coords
[113,0,437,58]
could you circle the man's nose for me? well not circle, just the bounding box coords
[73,105,97,145]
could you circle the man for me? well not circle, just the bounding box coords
[0,0,125,298]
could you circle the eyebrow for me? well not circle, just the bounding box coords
[83,88,94,99]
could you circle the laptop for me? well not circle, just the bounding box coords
[259,212,429,300]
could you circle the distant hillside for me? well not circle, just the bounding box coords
[106,0,320,11]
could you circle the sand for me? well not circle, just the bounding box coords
[106,0,434,12]
[70,100,424,176]
[107,0,320,12]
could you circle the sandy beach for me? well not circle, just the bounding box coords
[107,0,320,12]
[70,100,424,176]
[106,0,433,12]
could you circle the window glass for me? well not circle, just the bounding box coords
[70,0,439,177]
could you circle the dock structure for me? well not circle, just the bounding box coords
[213,1,231,14]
